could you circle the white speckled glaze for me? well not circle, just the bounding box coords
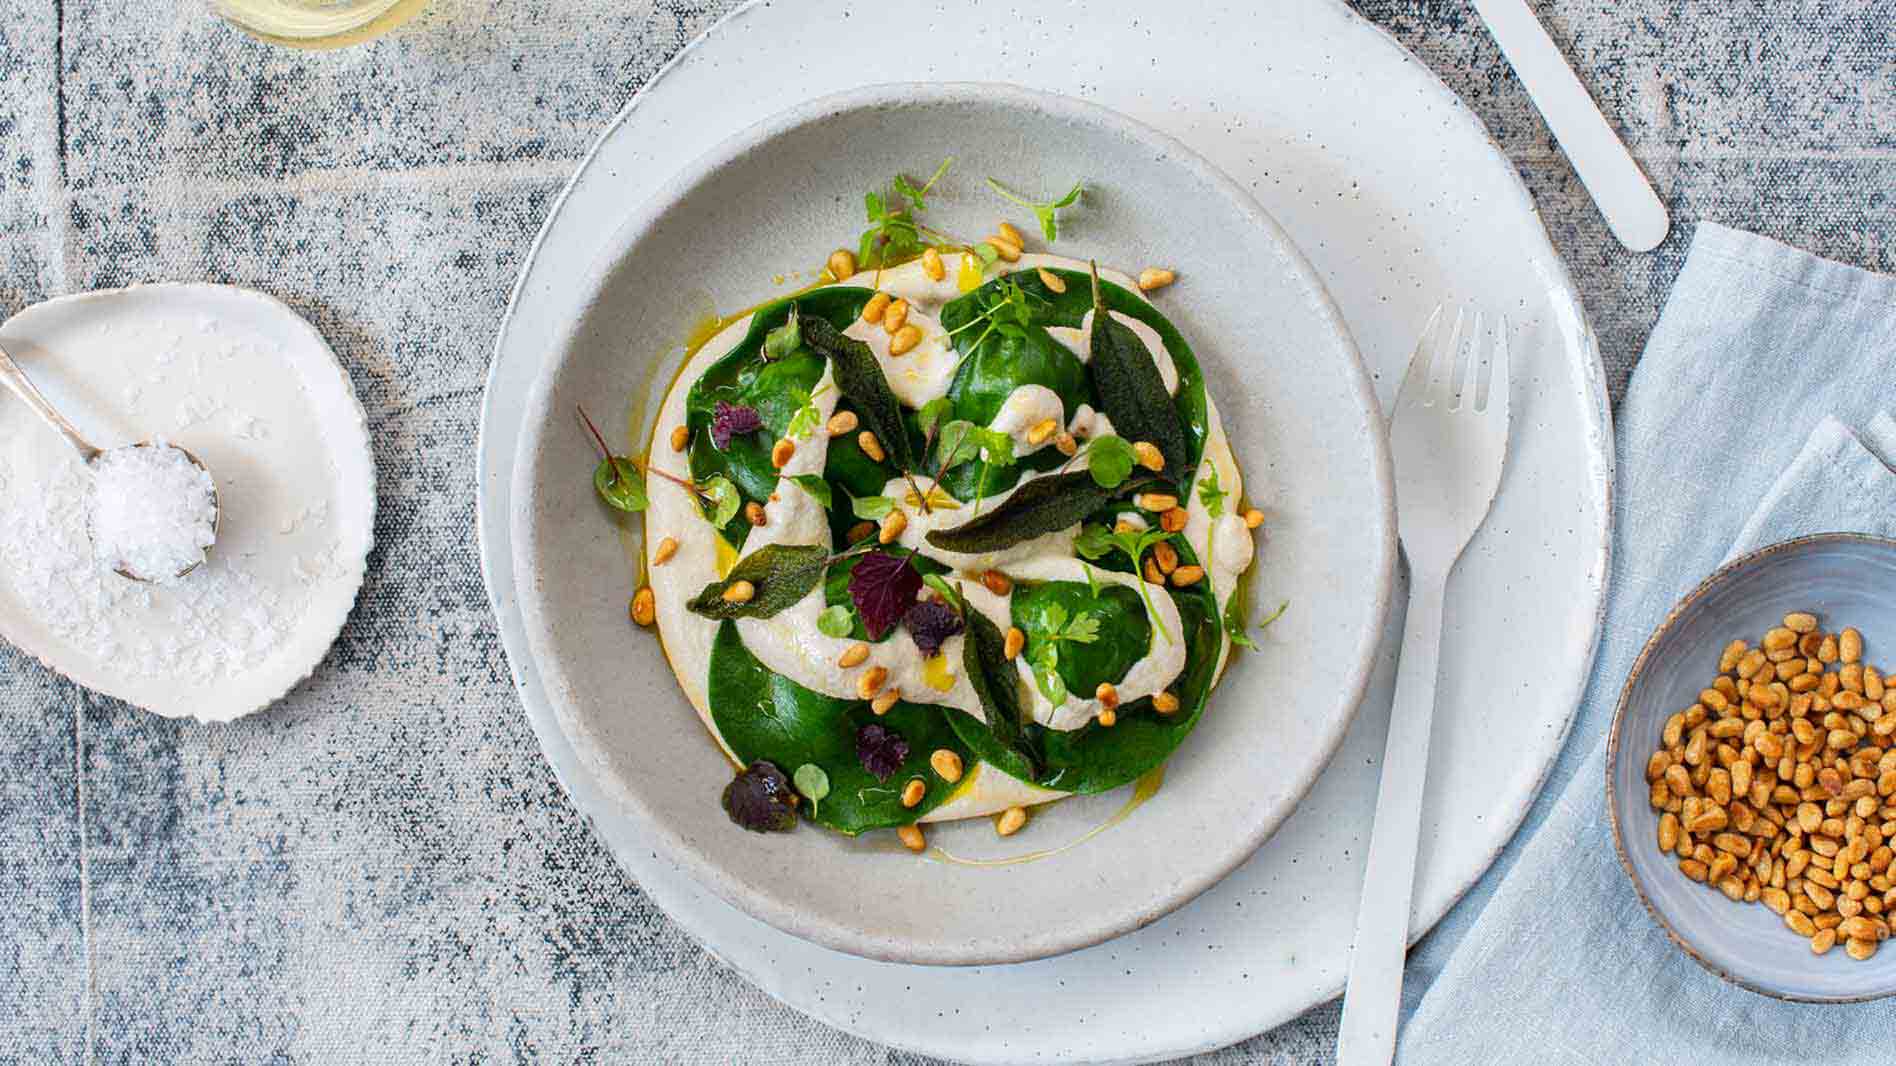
[0,284,375,722]
[1609,534,1896,1002]
[508,82,1395,966]
[479,0,1614,1059]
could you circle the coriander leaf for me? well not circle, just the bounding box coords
[592,457,647,513]
[793,763,830,817]
[687,544,827,620]
[1083,435,1137,488]
[986,177,1084,242]
[1197,465,1227,518]
[697,475,741,528]
[938,420,1014,468]
[1073,523,1116,560]
[788,473,832,509]
[764,306,801,361]
[784,382,829,441]
[817,604,855,638]
[1062,611,1102,645]
[850,492,896,520]
[1098,526,1178,645]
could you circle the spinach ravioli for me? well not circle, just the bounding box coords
[639,253,1264,839]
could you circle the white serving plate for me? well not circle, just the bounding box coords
[0,284,374,722]
[478,0,1613,1060]
[507,82,1394,966]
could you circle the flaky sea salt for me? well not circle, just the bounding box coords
[90,441,217,584]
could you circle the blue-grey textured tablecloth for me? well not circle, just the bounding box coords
[1400,223,1896,1064]
[0,2,1890,1062]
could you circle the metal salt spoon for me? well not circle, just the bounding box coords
[0,339,221,582]
[1337,307,1512,1065]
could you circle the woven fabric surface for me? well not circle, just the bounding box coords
[0,1,1889,1062]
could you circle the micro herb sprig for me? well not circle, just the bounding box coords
[1073,523,1176,645]
[784,382,830,441]
[1227,599,1288,651]
[986,177,1084,242]
[860,158,956,276]
[579,405,741,522]
[1026,601,1101,707]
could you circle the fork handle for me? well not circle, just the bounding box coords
[1337,566,1448,1066]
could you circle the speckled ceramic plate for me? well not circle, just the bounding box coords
[0,284,374,722]
[479,0,1613,1059]
[1608,534,1896,1002]
[506,82,1395,966]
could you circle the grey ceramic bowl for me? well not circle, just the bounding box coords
[1608,533,1896,1001]
[509,83,1395,965]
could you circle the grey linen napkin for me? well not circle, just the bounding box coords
[1398,223,1896,1064]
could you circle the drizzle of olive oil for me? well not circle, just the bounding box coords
[924,766,1167,868]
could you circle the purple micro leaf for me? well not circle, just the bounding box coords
[711,400,765,450]
[904,600,964,658]
[721,761,798,832]
[856,723,911,782]
[846,551,923,641]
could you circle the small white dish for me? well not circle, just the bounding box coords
[0,284,374,722]
[507,82,1396,966]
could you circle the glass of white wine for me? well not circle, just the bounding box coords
[211,0,431,49]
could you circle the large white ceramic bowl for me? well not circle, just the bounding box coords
[508,83,1395,965]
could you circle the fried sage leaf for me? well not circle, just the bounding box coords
[924,470,1156,554]
[1088,264,1189,476]
[960,607,1041,779]
[687,543,828,620]
[802,315,916,472]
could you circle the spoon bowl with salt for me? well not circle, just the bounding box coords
[0,339,221,584]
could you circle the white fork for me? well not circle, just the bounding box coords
[1337,307,1512,1066]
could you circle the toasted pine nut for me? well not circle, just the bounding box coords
[901,779,926,808]
[1137,267,1176,292]
[1098,708,1117,727]
[826,410,859,437]
[897,824,926,852]
[888,324,923,356]
[1843,628,1864,664]
[922,247,945,281]
[872,687,901,716]
[1036,267,1066,293]
[1004,627,1025,661]
[722,580,755,604]
[669,424,690,452]
[988,236,1021,262]
[827,248,857,281]
[846,520,876,543]
[1153,540,1179,574]
[996,806,1028,837]
[771,438,795,468]
[745,501,767,527]
[1170,565,1205,587]
[1243,507,1265,529]
[1027,418,1058,446]
[1144,558,1164,585]
[1132,441,1165,472]
[1813,928,1839,954]
[858,431,886,462]
[861,291,892,324]
[930,748,964,783]
[883,298,911,333]
[653,536,679,565]
[859,666,889,699]
[998,221,1025,247]
[1153,690,1180,715]
[1096,682,1119,710]
[630,587,656,626]
[981,570,1013,596]
[1786,612,1819,634]
[838,643,870,668]
[1160,508,1189,533]
[879,510,908,544]
[1136,492,1178,512]
[1055,432,1078,457]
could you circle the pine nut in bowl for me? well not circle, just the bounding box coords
[1607,533,1896,1001]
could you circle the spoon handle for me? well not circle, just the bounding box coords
[0,340,102,464]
